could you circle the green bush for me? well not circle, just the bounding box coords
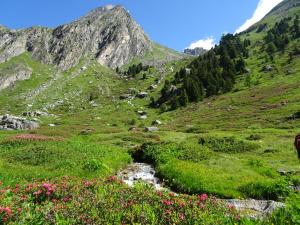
[238,179,290,200]
[199,136,259,153]
[246,134,263,141]
[83,159,102,171]
[139,142,212,164]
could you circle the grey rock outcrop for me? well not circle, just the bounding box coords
[0,64,32,90]
[225,199,285,219]
[0,5,153,70]
[0,115,39,130]
[22,111,54,117]
[184,47,207,56]
[144,127,159,132]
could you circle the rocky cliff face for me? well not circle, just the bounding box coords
[0,64,32,90]
[0,5,153,70]
[184,47,206,56]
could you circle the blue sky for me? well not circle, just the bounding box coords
[0,0,283,51]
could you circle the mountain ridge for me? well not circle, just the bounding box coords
[0,5,180,70]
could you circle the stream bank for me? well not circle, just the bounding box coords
[117,162,285,219]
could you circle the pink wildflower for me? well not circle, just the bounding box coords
[199,194,208,201]
[162,200,173,206]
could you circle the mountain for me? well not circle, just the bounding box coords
[153,0,300,111]
[0,2,299,224]
[267,0,300,16]
[0,5,180,70]
[183,47,206,56]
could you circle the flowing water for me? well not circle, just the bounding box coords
[117,163,163,189]
[118,162,286,218]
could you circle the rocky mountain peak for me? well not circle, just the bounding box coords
[0,5,153,70]
[184,47,206,56]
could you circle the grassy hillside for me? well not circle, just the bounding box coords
[0,1,299,224]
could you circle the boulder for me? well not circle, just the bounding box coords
[137,92,148,98]
[148,84,157,90]
[22,111,53,117]
[144,127,159,132]
[225,199,284,219]
[119,94,133,100]
[264,65,273,72]
[0,115,39,130]
[140,115,147,120]
[137,111,147,115]
[152,120,162,125]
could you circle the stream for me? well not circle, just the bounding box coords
[117,162,286,219]
[117,163,164,189]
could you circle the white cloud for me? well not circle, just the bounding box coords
[235,0,284,33]
[187,37,216,50]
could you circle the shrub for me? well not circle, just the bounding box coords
[246,134,263,141]
[238,179,290,200]
[83,159,104,172]
[127,119,136,126]
[138,142,212,164]
[0,178,244,224]
[199,136,259,153]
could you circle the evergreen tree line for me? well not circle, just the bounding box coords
[155,34,250,111]
[122,63,151,77]
[265,15,299,58]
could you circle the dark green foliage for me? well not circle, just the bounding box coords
[138,142,212,164]
[126,63,151,77]
[170,97,180,110]
[246,134,263,141]
[266,43,277,60]
[235,58,246,73]
[293,15,300,38]
[256,23,268,33]
[156,34,248,110]
[263,16,299,54]
[179,89,189,107]
[198,136,259,153]
[183,76,203,102]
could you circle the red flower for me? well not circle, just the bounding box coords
[0,206,12,217]
[33,189,42,196]
[162,200,173,206]
[84,181,93,187]
[199,194,208,201]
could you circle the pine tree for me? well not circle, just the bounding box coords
[235,58,246,73]
[179,89,189,107]
[293,15,300,38]
[266,43,276,60]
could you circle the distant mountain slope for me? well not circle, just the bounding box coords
[152,0,300,111]
[267,0,300,16]
[0,5,181,70]
[184,47,207,56]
